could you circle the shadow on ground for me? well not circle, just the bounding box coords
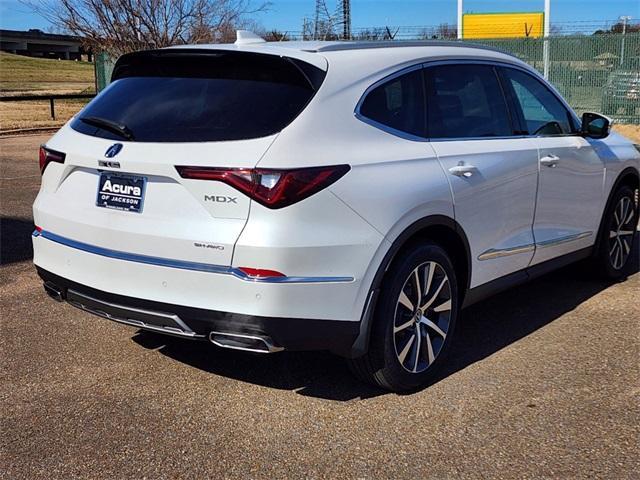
[1,217,34,265]
[135,237,638,402]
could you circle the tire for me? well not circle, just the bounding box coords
[594,185,639,279]
[348,242,459,392]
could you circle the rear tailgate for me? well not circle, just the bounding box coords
[34,48,326,269]
[35,128,276,266]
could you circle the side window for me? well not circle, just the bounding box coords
[501,68,573,136]
[359,68,425,138]
[426,64,512,139]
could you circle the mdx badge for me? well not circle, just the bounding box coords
[205,195,238,203]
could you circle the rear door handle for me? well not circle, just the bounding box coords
[448,165,478,177]
[540,154,560,167]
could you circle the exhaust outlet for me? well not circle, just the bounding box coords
[43,281,64,302]
[209,331,283,353]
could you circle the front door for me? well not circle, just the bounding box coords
[499,66,605,265]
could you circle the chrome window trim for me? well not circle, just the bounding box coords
[33,229,355,284]
[354,57,582,143]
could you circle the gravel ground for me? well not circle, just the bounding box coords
[1,134,639,479]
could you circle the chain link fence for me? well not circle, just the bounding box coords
[95,32,640,124]
[473,33,640,124]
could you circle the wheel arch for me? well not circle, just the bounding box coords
[594,166,639,255]
[349,214,471,358]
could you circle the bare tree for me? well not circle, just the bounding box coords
[262,29,289,41]
[22,0,269,55]
[354,27,385,41]
[435,23,457,39]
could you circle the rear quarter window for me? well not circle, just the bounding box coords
[358,68,426,138]
[71,51,325,143]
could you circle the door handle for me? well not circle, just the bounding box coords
[540,154,560,167]
[448,164,478,177]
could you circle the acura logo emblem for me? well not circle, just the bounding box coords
[105,143,123,158]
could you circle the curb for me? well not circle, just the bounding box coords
[0,126,61,137]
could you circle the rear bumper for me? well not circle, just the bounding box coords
[37,267,360,356]
[32,230,364,322]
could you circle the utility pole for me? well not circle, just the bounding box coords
[457,0,463,39]
[543,0,551,79]
[314,0,323,40]
[620,15,631,66]
[342,0,351,40]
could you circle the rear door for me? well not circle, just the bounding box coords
[36,50,325,267]
[425,63,539,288]
[499,66,605,265]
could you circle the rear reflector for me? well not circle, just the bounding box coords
[238,267,286,278]
[175,164,350,209]
[39,146,66,174]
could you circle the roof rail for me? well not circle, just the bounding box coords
[308,40,509,55]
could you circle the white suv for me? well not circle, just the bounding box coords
[33,35,639,391]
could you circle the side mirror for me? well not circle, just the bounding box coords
[581,112,611,139]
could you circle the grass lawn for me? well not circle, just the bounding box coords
[0,52,95,95]
[0,52,94,130]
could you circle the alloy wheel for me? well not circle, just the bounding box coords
[608,196,636,270]
[393,261,452,373]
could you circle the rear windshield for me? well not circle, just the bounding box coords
[71,50,325,142]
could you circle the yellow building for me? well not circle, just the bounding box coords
[462,12,545,39]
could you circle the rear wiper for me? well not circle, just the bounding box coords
[80,116,135,141]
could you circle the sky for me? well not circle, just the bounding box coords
[0,0,638,33]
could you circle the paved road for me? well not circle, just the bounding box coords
[1,134,639,479]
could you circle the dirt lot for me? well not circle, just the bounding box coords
[614,124,640,143]
[1,134,639,479]
[0,99,90,131]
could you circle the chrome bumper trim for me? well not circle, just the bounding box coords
[33,229,354,284]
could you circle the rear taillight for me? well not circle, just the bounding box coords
[39,146,65,174]
[175,165,350,209]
